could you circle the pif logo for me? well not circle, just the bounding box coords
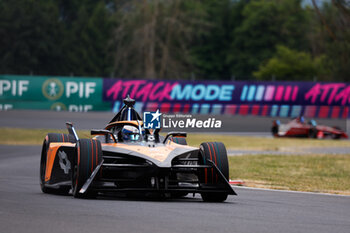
[50,102,67,111]
[42,79,64,100]
[143,109,162,129]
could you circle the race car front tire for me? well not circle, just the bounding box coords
[72,139,102,198]
[199,142,229,202]
[271,125,279,136]
[40,133,75,194]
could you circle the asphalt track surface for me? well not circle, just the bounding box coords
[1,144,350,233]
[1,110,348,134]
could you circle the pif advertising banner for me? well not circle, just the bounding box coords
[0,75,110,111]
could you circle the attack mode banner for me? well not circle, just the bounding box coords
[103,79,350,106]
[103,79,350,118]
[103,79,234,103]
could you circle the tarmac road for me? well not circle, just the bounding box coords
[0,110,347,134]
[1,144,350,233]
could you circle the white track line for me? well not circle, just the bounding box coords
[232,185,350,197]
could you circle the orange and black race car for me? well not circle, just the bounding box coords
[40,96,236,202]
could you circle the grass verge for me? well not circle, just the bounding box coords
[229,154,350,195]
[0,128,90,145]
[186,133,350,151]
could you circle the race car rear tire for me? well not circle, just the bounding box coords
[40,133,75,194]
[199,142,229,202]
[72,139,102,198]
[308,128,318,138]
[168,136,187,145]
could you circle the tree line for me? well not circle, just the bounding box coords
[0,0,349,81]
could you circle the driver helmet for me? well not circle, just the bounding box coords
[309,119,317,126]
[122,125,140,141]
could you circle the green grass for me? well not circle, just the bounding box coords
[186,133,350,151]
[229,154,350,194]
[0,128,91,145]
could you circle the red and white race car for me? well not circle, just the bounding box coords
[271,117,348,139]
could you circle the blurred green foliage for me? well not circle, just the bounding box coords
[0,0,349,81]
[253,45,327,80]
[228,0,310,79]
[0,0,115,77]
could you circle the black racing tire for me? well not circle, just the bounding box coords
[308,128,318,138]
[72,139,102,198]
[168,136,187,145]
[271,126,279,136]
[171,191,189,199]
[199,142,229,202]
[40,133,75,194]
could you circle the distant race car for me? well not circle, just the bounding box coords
[271,117,348,139]
[40,96,236,202]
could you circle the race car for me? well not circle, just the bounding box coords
[271,117,348,139]
[40,96,236,202]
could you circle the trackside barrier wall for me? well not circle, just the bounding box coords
[0,75,349,119]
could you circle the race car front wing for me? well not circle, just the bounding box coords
[79,157,237,196]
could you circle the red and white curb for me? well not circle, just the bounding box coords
[229,180,245,186]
